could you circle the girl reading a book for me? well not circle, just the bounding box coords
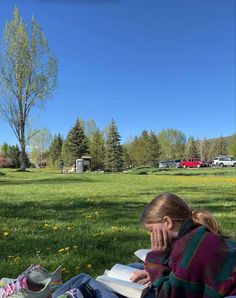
[133,192,236,298]
[53,192,236,298]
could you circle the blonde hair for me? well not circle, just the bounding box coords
[141,192,221,235]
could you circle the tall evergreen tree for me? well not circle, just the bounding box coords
[214,136,228,156]
[89,128,105,170]
[63,118,89,164]
[8,144,20,168]
[130,131,161,167]
[184,136,200,159]
[49,134,63,167]
[148,131,161,166]
[105,119,123,172]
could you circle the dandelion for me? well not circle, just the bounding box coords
[65,247,70,251]
[58,248,65,253]
[14,256,21,262]
[61,267,67,272]
[3,232,9,237]
[44,223,49,227]
[86,264,92,269]
[53,226,58,231]
[73,245,78,249]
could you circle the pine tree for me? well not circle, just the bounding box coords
[214,136,228,156]
[184,136,200,160]
[8,145,21,168]
[105,119,123,172]
[89,128,105,170]
[64,118,89,164]
[148,131,161,166]
[49,134,63,167]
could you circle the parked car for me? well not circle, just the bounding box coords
[180,159,205,168]
[159,160,169,168]
[159,159,182,168]
[212,156,236,167]
[168,160,182,168]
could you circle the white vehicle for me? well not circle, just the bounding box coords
[212,156,236,167]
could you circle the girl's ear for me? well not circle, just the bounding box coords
[163,216,173,230]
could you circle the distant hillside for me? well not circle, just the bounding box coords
[208,135,234,145]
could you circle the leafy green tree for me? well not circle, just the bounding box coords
[29,128,52,167]
[84,119,97,143]
[198,138,211,161]
[1,143,10,157]
[61,139,72,165]
[131,131,161,167]
[8,144,20,168]
[105,119,123,172]
[0,7,58,171]
[48,134,63,168]
[228,134,236,156]
[158,129,186,160]
[63,118,89,164]
[184,136,200,160]
[0,143,20,167]
[89,128,105,170]
[123,141,135,168]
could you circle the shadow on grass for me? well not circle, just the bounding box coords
[0,176,103,185]
[0,183,235,279]
[153,168,236,177]
[0,184,235,223]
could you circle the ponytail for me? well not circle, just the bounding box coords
[191,210,221,235]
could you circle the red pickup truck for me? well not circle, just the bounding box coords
[180,159,204,168]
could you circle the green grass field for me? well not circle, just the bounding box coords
[0,167,235,280]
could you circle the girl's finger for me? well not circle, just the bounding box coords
[157,228,164,248]
[163,229,169,249]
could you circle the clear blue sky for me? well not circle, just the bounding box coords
[0,0,235,145]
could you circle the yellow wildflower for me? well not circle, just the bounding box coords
[14,256,21,262]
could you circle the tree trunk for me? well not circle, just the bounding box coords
[20,141,27,171]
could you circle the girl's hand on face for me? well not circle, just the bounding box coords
[151,227,169,252]
[130,269,150,285]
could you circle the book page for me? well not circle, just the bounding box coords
[106,264,141,282]
[134,249,151,262]
[96,275,150,298]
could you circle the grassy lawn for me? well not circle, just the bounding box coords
[0,167,235,280]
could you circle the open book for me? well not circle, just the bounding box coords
[134,249,151,262]
[96,264,151,298]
